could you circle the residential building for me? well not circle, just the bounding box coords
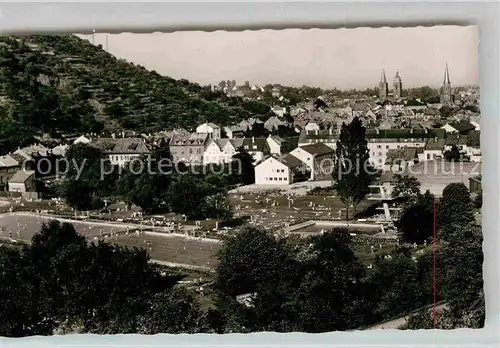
[384,148,419,172]
[169,133,208,165]
[90,137,151,167]
[223,125,245,139]
[366,128,435,169]
[8,170,36,193]
[196,122,221,139]
[203,138,237,164]
[290,143,334,180]
[264,116,289,133]
[266,135,283,155]
[271,106,287,117]
[0,155,23,191]
[254,154,307,185]
[421,138,445,161]
[298,129,338,149]
[441,120,476,134]
[232,137,269,164]
[304,122,320,132]
[73,135,91,144]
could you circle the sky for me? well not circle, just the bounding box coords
[79,25,479,90]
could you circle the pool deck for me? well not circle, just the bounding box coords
[284,220,385,235]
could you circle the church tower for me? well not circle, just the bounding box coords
[440,63,453,105]
[393,71,402,99]
[378,70,388,100]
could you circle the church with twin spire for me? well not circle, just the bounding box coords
[378,70,402,101]
[377,64,453,104]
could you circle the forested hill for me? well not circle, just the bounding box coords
[0,35,272,152]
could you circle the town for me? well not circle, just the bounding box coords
[0,31,483,335]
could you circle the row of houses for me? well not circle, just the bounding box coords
[254,126,481,186]
[0,144,68,194]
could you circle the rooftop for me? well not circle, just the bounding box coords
[299,143,334,156]
[9,170,35,184]
[385,148,418,165]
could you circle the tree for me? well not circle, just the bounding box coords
[313,98,327,110]
[167,173,231,220]
[437,183,474,232]
[58,143,117,211]
[439,223,484,325]
[117,154,171,214]
[333,117,377,221]
[392,174,421,205]
[440,106,455,119]
[232,148,255,185]
[367,247,433,321]
[0,220,181,337]
[213,227,299,332]
[397,204,433,244]
[294,229,370,331]
[137,288,210,334]
[443,145,463,162]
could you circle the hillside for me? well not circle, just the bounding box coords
[0,35,272,153]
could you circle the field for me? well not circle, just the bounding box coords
[112,234,220,268]
[0,212,221,269]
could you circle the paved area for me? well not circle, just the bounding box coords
[230,180,332,196]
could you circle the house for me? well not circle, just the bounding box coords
[223,125,245,139]
[470,121,480,131]
[266,135,285,155]
[231,137,269,164]
[421,138,446,161]
[469,175,482,194]
[73,135,91,145]
[304,122,320,132]
[441,120,476,134]
[196,122,221,139]
[264,116,289,133]
[297,129,338,149]
[90,137,151,167]
[271,106,286,117]
[254,154,307,185]
[169,133,208,165]
[0,155,23,191]
[8,169,36,193]
[384,148,419,172]
[366,128,436,169]
[290,143,334,180]
[203,138,237,164]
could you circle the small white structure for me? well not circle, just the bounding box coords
[289,143,334,180]
[254,154,305,185]
[8,170,36,193]
[266,135,285,155]
[73,135,91,145]
[90,138,151,167]
[203,139,238,164]
[304,122,320,132]
[196,122,221,139]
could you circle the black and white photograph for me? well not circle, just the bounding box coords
[0,24,483,336]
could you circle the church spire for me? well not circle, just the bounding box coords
[443,62,451,84]
[380,69,387,83]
